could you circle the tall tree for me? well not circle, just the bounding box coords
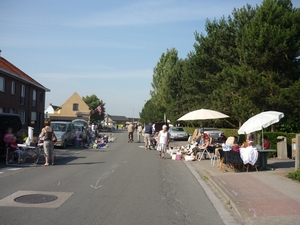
[150,48,179,112]
[193,0,300,129]
[140,99,164,125]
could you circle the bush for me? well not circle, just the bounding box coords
[287,170,300,182]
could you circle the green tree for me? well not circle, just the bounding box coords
[150,48,179,111]
[193,0,300,129]
[82,94,106,123]
[140,99,164,125]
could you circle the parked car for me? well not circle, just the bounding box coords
[0,113,23,156]
[50,121,76,148]
[195,127,224,144]
[168,127,189,141]
[72,119,89,143]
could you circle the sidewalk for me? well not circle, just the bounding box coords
[188,157,300,225]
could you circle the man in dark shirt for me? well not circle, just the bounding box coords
[144,123,153,149]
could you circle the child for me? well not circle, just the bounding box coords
[3,127,14,144]
[3,128,23,163]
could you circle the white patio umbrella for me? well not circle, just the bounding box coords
[238,111,284,135]
[177,109,229,121]
[238,111,284,148]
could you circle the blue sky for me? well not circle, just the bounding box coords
[1,0,299,118]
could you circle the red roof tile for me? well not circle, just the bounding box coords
[0,56,48,90]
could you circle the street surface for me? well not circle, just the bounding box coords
[0,130,225,225]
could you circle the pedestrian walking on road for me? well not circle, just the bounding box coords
[39,121,55,166]
[144,122,153,149]
[137,123,143,143]
[127,123,134,142]
[157,125,170,159]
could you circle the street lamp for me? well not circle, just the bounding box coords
[132,108,134,123]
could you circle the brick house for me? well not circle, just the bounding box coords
[0,56,50,132]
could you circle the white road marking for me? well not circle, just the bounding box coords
[91,180,103,189]
[7,168,22,171]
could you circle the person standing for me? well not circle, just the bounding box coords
[157,125,170,159]
[127,123,134,142]
[39,121,55,166]
[137,123,143,143]
[144,122,153,149]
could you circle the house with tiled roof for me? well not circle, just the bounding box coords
[47,92,90,121]
[0,56,50,131]
[44,103,61,117]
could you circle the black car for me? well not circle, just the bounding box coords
[0,113,23,157]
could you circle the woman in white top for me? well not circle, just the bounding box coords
[157,125,170,159]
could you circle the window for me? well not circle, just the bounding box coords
[18,110,25,124]
[0,107,3,113]
[11,81,15,94]
[20,85,25,105]
[9,109,16,114]
[39,91,43,102]
[31,111,37,124]
[32,89,37,107]
[0,76,5,92]
[73,103,79,111]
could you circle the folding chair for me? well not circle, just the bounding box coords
[198,137,213,162]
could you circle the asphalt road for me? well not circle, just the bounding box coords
[0,130,224,225]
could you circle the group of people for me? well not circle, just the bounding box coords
[127,123,144,143]
[3,121,55,165]
[127,122,170,159]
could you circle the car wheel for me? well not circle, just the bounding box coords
[63,140,67,149]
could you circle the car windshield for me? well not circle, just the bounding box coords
[51,124,67,132]
[172,127,184,132]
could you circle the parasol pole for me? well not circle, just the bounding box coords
[262,127,264,149]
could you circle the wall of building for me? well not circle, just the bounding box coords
[0,72,46,132]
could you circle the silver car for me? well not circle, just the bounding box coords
[51,121,76,148]
[197,127,224,144]
[168,127,189,141]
